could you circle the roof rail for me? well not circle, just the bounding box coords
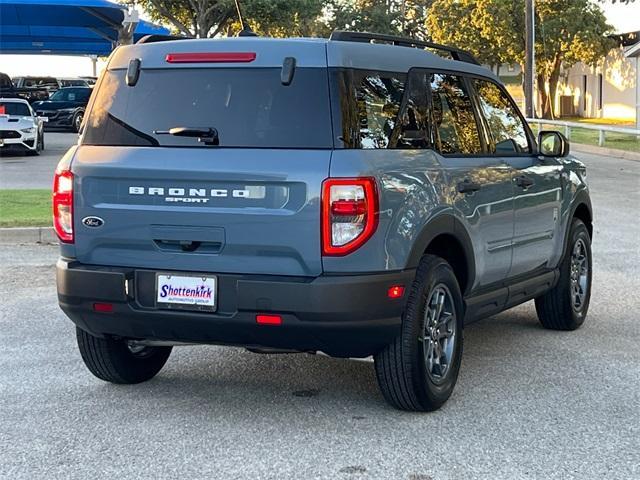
[329,30,480,66]
[136,34,193,45]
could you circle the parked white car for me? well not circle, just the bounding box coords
[0,98,45,155]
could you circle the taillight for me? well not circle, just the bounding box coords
[322,178,378,256]
[53,168,73,243]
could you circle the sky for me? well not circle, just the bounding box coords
[0,1,638,78]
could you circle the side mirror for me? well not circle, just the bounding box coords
[538,130,570,157]
[38,116,48,122]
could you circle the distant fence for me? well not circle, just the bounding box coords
[526,118,640,147]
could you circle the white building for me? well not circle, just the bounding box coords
[556,32,638,125]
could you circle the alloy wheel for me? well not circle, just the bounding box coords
[420,284,457,384]
[570,238,589,311]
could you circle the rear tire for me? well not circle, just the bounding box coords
[374,255,464,411]
[535,218,592,330]
[76,327,172,384]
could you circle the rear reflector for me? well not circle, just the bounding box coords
[256,314,282,326]
[165,52,256,63]
[93,303,113,313]
[387,286,405,299]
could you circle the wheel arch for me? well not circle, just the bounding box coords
[406,214,476,296]
[562,189,593,258]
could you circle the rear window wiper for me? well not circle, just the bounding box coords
[153,127,219,146]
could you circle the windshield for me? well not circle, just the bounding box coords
[61,79,88,87]
[0,102,31,116]
[21,77,57,88]
[82,67,333,148]
[50,88,91,102]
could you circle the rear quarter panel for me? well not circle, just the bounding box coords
[324,149,457,273]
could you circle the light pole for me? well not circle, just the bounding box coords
[524,0,535,118]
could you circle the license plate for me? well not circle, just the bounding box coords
[156,273,217,312]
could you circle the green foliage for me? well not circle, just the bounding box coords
[427,0,615,118]
[133,0,325,37]
[322,1,432,38]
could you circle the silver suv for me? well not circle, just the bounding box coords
[55,31,593,411]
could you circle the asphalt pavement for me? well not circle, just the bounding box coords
[0,150,639,479]
[0,131,76,189]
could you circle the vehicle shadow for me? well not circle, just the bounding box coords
[88,303,563,415]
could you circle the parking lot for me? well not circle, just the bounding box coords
[1,139,639,479]
[0,131,76,189]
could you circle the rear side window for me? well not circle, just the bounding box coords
[473,79,530,154]
[333,70,406,149]
[355,71,406,149]
[82,68,333,149]
[395,70,431,149]
[430,73,482,155]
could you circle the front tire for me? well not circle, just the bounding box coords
[374,255,464,411]
[72,111,84,133]
[76,327,172,384]
[535,218,592,330]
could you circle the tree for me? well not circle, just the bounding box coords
[426,0,519,72]
[427,0,615,118]
[322,0,403,36]
[131,0,325,38]
[320,1,434,38]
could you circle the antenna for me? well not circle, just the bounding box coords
[234,0,257,37]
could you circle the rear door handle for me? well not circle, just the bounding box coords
[515,175,535,189]
[458,180,481,194]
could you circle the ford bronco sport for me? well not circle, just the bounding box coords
[55,31,593,411]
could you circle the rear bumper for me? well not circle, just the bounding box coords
[57,259,414,357]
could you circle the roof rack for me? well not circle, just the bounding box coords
[329,30,480,66]
[136,34,193,45]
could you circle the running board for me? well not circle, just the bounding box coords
[464,270,558,324]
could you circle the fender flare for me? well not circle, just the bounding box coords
[406,213,476,295]
[561,188,593,259]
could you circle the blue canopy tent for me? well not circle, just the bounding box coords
[0,0,170,56]
[0,21,170,56]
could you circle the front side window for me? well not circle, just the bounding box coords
[430,73,482,155]
[473,79,530,154]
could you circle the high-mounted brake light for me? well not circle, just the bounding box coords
[53,168,74,243]
[322,178,378,256]
[165,52,256,63]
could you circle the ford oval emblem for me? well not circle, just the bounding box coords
[82,216,104,228]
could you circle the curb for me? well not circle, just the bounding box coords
[0,226,57,244]
[572,143,640,162]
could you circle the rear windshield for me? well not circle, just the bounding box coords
[82,67,333,149]
[0,102,31,116]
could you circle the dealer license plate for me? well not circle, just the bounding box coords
[156,273,217,312]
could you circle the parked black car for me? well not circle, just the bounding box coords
[32,87,92,132]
